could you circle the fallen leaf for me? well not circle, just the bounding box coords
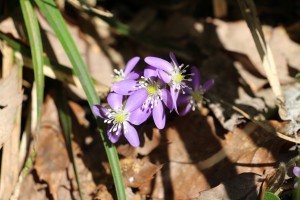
[196,173,263,200]
[215,20,298,84]
[92,184,113,200]
[147,113,280,199]
[121,157,162,189]
[277,82,300,135]
[117,126,162,158]
[0,66,23,148]
[34,94,70,200]
[19,172,48,200]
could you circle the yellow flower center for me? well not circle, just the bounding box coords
[113,75,124,82]
[146,84,158,96]
[173,73,184,83]
[191,91,203,102]
[115,112,126,123]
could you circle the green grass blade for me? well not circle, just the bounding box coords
[33,0,125,198]
[20,0,44,133]
[34,0,97,106]
[55,84,83,200]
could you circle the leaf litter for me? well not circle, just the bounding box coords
[1,0,300,199]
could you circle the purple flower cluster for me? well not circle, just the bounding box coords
[93,52,214,146]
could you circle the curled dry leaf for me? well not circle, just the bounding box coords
[0,67,23,148]
[34,94,70,200]
[277,82,300,136]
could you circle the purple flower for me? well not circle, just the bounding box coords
[92,91,148,146]
[293,166,300,188]
[177,66,214,116]
[112,57,140,83]
[113,66,173,129]
[144,52,192,113]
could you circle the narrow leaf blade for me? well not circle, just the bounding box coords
[20,0,44,132]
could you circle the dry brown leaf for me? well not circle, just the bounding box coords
[0,66,23,148]
[117,127,162,158]
[68,100,115,199]
[34,94,70,200]
[93,184,113,200]
[121,157,162,189]
[35,10,114,90]
[147,113,280,199]
[0,17,21,39]
[196,173,263,200]
[19,173,48,200]
[215,20,297,84]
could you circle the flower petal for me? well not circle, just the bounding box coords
[176,95,191,116]
[178,99,192,116]
[123,122,140,147]
[144,57,173,73]
[179,103,192,116]
[191,66,200,90]
[158,70,171,84]
[92,105,109,119]
[112,79,138,95]
[202,79,214,92]
[144,66,158,79]
[170,85,180,114]
[107,125,122,143]
[169,52,179,68]
[161,88,173,111]
[177,94,190,104]
[129,106,151,125]
[124,57,140,75]
[125,89,148,112]
[294,166,300,178]
[125,71,140,80]
[153,100,166,129]
[107,93,123,110]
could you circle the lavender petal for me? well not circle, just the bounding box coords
[177,94,192,116]
[153,100,166,129]
[125,71,140,80]
[294,166,300,178]
[112,79,138,95]
[124,57,140,75]
[202,79,215,92]
[129,106,151,125]
[191,66,200,90]
[107,93,123,110]
[92,105,109,119]
[158,70,171,84]
[161,88,173,111]
[179,102,192,116]
[170,85,180,114]
[169,52,179,68]
[125,89,148,112]
[123,122,140,147]
[107,126,122,143]
[144,66,158,79]
[144,57,173,73]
